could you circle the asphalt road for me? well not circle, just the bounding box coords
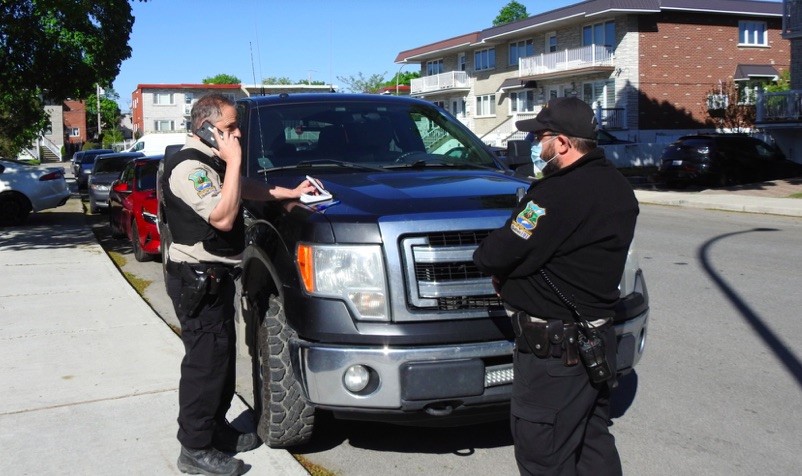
[84,187,802,475]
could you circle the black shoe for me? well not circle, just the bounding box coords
[177,446,244,476]
[212,424,262,453]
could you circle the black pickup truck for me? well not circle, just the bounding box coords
[163,93,649,448]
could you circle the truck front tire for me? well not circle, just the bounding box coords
[255,293,315,447]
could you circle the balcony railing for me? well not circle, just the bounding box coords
[411,71,470,95]
[756,90,802,123]
[519,44,614,77]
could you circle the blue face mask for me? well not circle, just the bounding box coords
[531,136,556,179]
[530,141,543,164]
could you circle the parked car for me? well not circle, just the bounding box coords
[74,149,114,189]
[0,159,70,226]
[87,152,143,213]
[109,155,162,262]
[657,134,802,187]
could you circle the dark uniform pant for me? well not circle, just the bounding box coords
[166,272,236,449]
[511,325,622,476]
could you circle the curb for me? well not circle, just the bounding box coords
[634,190,802,217]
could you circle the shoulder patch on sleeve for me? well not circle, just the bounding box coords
[188,168,217,198]
[510,201,546,240]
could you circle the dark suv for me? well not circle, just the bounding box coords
[657,134,802,187]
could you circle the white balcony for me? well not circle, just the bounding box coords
[519,44,614,77]
[411,71,470,95]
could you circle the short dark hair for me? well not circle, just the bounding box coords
[568,136,597,154]
[190,93,235,130]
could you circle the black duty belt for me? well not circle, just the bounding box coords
[165,260,241,280]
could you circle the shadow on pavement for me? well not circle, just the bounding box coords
[293,411,512,455]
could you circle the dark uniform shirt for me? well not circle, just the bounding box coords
[473,148,639,322]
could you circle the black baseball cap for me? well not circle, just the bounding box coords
[515,97,598,140]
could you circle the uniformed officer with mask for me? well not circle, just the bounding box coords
[161,93,315,476]
[474,97,639,475]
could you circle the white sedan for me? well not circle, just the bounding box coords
[0,159,71,226]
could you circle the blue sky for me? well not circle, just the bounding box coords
[111,0,578,110]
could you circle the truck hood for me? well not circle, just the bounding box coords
[293,170,528,217]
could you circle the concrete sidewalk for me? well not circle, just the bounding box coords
[0,196,307,475]
[633,177,802,217]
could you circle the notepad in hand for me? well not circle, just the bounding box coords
[300,175,333,204]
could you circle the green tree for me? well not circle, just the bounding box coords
[296,79,327,85]
[86,88,122,141]
[202,73,241,84]
[493,1,528,26]
[383,71,420,89]
[764,69,791,93]
[263,76,293,85]
[0,1,142,158]
[336,72,387,93]
[102,128,124,149]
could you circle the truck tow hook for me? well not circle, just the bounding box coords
[424,402,456,417]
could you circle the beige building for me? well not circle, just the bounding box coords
[130,83,336,138]
[396,0,788,150]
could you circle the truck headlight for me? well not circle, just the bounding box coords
[296,243,389,321]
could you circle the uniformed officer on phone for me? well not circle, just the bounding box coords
[161,93,315,476]
[473,97,639,475]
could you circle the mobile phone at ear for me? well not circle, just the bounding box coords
[195,121,220,148]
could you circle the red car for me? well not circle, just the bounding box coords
[108,156,162,262]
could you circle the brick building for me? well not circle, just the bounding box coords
[395,0,788,146]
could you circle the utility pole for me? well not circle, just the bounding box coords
[96,84,103,138]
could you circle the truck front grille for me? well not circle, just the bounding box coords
[401,231,501,311]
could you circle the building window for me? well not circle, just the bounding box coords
[153,93,174,105]
[510,90,537,113]
[426,59,444,76]
[154,120,175,131]
[474,48,496,71]
[509,39,534,66]
[546,32,557,53]
[70,128,80,137]
[582,80,615,108]
[475,94,496,116]
[583,20,616,47]
[739,20,767,46]
[185,93,193,104]
[458,53,466,72]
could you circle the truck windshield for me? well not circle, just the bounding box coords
[245,101,498,176]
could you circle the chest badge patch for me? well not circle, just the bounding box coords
[188,168,215,198]
[511,201,546,239]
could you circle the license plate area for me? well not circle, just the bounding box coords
[400,359,484,400]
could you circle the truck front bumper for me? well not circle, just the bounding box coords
[290,338,514,411]
[291,309,648,414]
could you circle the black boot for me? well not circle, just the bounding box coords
[177,446,245,476]
[213,423,262,453]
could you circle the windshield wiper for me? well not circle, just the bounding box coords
[384,159,493,170]
[257,158,386,174]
